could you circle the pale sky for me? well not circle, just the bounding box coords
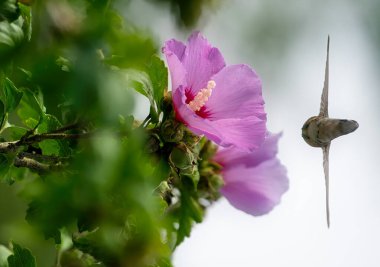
[124,1,380,266]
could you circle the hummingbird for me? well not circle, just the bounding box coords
[301,36,359,227]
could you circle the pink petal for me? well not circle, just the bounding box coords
[172,87,265,151]
[215,132,282,168]
[183,32,225,96]
[163,39,186,61]
[163,32,225,97]
[221,158,288,216]
[205,64,266,120]
[210,117,266,151]
[163,39,187,92]
[172,86,223,144]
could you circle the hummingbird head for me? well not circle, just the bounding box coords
[302,116,324,147]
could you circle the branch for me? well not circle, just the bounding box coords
[0,141,18,153]
[17,132,93,146]
[0,122,129,173]
[14,153,68,173]
[14,155,50,173]
[0,129,93,153]
[48,122,86,134]
[18,152,70,163]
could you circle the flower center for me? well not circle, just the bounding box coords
[187,80,216,112]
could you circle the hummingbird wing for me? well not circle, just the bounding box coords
[322,143,330,228]
[319,36,330,118]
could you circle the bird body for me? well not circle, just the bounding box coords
[302,117,359,147]
[301,36,358,227]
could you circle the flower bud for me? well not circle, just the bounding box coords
[161,91,174,118]
[144,133,161,153]
[169,143,194,170]
[182,129,201,148]
[160,119,184,143]
[208,174,225,191]
[199,140,218,160]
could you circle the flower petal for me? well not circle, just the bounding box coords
[173,86,264,150]
[163,38,186,61]
[210,117,266,151]
[172,86,223,144]
[214,132,282,168]
[183,32,226,96]
[163,39,187,92]
[221,158,288,216]
[204,64,265,120]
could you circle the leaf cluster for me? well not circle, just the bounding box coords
[0,1,220,267]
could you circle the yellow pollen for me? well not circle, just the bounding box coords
[187,80,216,112]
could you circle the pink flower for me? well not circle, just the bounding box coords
[163,32,266,151]
[214,133,288,216]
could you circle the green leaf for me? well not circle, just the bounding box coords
[123,69,152,98]
[7,243,36,267]
[0,245,12,267]
[0,100,6,130]
[175,210,192,247]
[0,154,11,178]
[103,18,158,69]
[122,69,159,120]
[2,78,23,113]
[155,257,174,267]
[25,201,62,244]
[126,55,169,122]
[18,4,32,41]
[2,165,28,185]
[36,113,62,133]
[0,0,19,21]
[173,188,204,247]
[17,89,44,128]
[0,16,24,60]
[1,126,28,141]
[147,55,168,115]
[37,114,70,156]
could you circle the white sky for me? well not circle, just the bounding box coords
[124,1,380,266]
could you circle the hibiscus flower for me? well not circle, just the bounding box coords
[214,133,288,216]
[163,32,266,151]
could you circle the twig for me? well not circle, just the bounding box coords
[0,141,18,153]
[17,152,70,164]
[14,155,50,173]
[17,132,93,146]
[0,122,130,173]
[14,153,68,173]
[48,122,85,133]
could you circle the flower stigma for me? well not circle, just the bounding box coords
[187,80,216,112]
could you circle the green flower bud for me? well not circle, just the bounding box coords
[157,181,170,194]
[160,119,184,143]
[161,91,174,118]
[199,139,218,160]
[169,143,194,170]
[182,128,201,148]
[209,174,225,190]
[144,133,161,153]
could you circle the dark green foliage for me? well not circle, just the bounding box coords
[0,0,219,266]
[0,0,18,21]
[147,55,168,119]
[7,243,36,267]
[148,0,216,28]
[2,78,23,113]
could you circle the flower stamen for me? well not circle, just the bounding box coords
[187,80,216,112]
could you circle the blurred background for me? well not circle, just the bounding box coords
[122,0,380,266]
[1,0,379,266]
